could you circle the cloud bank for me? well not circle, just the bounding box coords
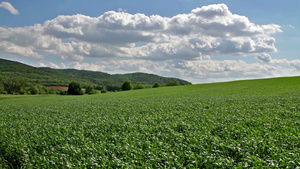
[0,3,298,83]
[0,2,18,14]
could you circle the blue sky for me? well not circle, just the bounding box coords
[0,0,299,83]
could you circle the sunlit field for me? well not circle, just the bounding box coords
[1,77,299,168]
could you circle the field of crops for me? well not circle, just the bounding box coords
[0,77,300,168]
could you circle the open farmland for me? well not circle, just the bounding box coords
[46,86,69,91]
[0,77,299,168]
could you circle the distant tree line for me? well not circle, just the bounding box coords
[0,76,61,95]
[120,80,191,91]
[0,76,191,95]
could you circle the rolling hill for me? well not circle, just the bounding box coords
[0,58,190,90]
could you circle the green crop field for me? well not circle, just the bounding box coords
[0,77,300,168]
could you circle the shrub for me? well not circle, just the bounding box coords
[85,85,94,94]
[37,84,49,94]
[29,86,39,95]
[0,80,4,93]
[121,80,134,91]
[0,91,7,94]
[48,88,59,94]
[101,88,107,93]
[166,80,180,86]
[19,89,26,95]
[91,90,99,94]
[60,91,68,95]
[29,84,49,95]
[68,82,83,95]
[152,82,161,88]
[135,82,145,90]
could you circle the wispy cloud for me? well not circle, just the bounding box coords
[0,2,18,15]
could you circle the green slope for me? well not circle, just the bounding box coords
[98,75,300,99]
[0,58,190,89]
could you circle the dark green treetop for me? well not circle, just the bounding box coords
[68,81,83,95]
[122,80,134,91]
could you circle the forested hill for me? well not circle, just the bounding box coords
[0,58,190,90]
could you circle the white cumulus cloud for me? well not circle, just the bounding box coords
[0,4,282,61]
[0,3,297,83]
[257,53,272,63]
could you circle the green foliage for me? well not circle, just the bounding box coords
[0,77,59,95]
[29,84,49,95]
[67,82,83,95]
[0,91,7,94]
[86,90,99,95]
[60,91,68,95]
[152,82,161,88]
[1,76,300,168]
[0,77,4,93]
[166,80,180,86]
[2,78,27,94]
[47,88,61,94]
[85,85,94,94]
[134,82,145,90]
[121,80,134,91]
[101,88,107,93]
[29,85,39,95]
